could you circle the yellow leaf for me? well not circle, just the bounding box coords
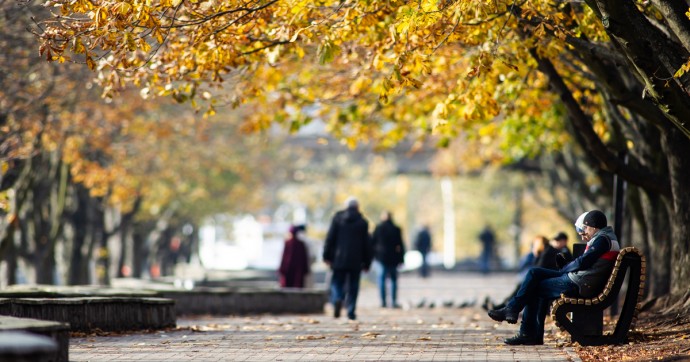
[349,76,372,96]
[86,55,96,70]
[112,2,132,17]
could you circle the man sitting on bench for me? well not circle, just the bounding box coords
[487,210,620,345]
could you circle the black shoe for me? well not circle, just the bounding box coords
[488,307,519,324]
[347,313,356,320]
[334,301,342,318]
[504,332,543,345]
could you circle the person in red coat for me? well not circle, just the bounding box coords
[278,225,311,288]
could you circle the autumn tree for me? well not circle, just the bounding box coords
[1,0,293,286]
[1,0,79,284]
[32,0,690,300]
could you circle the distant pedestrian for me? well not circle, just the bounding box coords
[371,211,405,308]
[322,197,372,320]
[278,225,311,288]
[478,225,496,274]
[413,225,432,278]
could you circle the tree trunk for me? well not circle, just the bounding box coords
[68,185,95,285]
[662,128,690,293]
[116,197,141,278]
[0,217,19,285]
[95,206,110,285]
[117,219,131,278]
[639,189,672,297]
[132,221,154,278]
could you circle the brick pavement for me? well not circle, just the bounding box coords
[69,271,581,361]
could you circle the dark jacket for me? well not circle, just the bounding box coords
[537,245,572,271]
[372,219,405,266]
[322,207,372,271]
[563,226,620,297]
[414,228,431,254]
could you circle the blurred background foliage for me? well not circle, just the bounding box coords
[3,0,690,306]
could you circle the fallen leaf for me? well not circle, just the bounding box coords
[361,332,381,339]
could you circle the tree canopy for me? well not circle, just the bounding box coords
[20,0,690,295]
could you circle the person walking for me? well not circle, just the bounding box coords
[414,225,432,278]
[487,210,620,345]
[371,211,405,308]
[278,225,311,288]
[322,197,372,320]
[478,224,496,274]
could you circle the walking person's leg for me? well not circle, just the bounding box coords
[420,253,428,277]
[390,266,399,307]
[345,269,361,320]
[330,270,346,318]
[378,263,388,307]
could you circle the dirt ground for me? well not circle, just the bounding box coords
[560,291,690,362]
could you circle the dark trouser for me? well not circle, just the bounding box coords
[378,263,399,306]
[419,253,430,277]
[507,267,578,337]
[330,269,362,318]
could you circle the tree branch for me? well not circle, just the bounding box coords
[529,48,672,198]
[650,0,690,53]
[590,0,690,139]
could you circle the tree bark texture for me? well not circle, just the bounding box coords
[661,128,690,293]
[589,0,690,139]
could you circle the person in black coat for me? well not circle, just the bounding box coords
[322,197,372,320]
[414,225,432,277]
[371,211,405,308]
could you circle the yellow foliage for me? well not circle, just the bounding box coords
[33,0,610,166]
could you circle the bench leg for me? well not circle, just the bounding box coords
[572,309,603,337]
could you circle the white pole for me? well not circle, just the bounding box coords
[440,176,456,269]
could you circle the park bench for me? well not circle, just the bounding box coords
[551,246,645,346]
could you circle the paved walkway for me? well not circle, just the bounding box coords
[70,272,581,361]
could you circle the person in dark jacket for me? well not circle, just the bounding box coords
[371,211,405,308]
[278,225,311,288]
[322,197,372,320]
[478,224,496,274]
[414,225,432,278]
[488,210,620,345]
[537,231,573,271]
